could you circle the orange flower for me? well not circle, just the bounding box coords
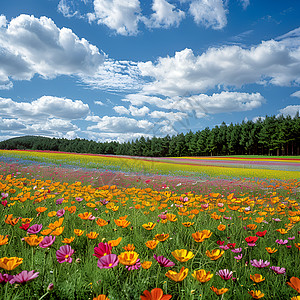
[140,288,172,300]
[192,269,213,283]
[41,229,53,235]
[122,244,135,251]
[142,222,156,230]
[171,249,194,262]
[211,212,221,220]
[287,277,300,293]
[114,219,131,228]
[49,218,64,230]
[62,237,75,244]
[166,214,177,222]
[145,240,159,249]
[118,251,139,266]
[4,214,19,226]
[141,261,152,269]
[250,274,265,283]
[108,237,122,247]
[276,228,289,234]
[36,207,47,213]
[21,218,33,224]
[0,235,8,246]
[295,243,300,250]
[182,222,194,227]
[248,290,264,299]
[96,218,108,227]
[210,286,228,296]
[0,257,23,270]
[86,203,96,208]
[155,234,169,242]
[86,232,99,239]
[192,230,212,243]
[265,247,277,254]
[217,224,226,231]
[74,229,84,236]
[247,224,257,230]
[23,235,44,246]
[51,226,64,236]
[93,295,109,300]
[68,206,77,213]
[205,249,224,261]
[78,212,92,220]
[48,211,57,217]
[165,267,188,282]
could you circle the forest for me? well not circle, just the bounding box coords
[0,114,299,157]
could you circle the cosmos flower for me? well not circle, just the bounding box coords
[39,236,56,248]
[250,259,270,268]
[153,254,175,267]
[192,269,213,283]
[56,245,74,263]
[10,270,39,284]
[287,277,300,293]
[126,258,141,271]
[216,269,233,280]
[27,224,43,234]
[275,239,288,245]
[97,254,118,269]
[165,267,188,282]
[269,266,286,274]
[94,242,112,258]
[231,248,242,253]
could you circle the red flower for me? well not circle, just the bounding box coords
[19,223,31,231]
[227,243,236,249]
[245,236,258,244]
[256,230,267,237]
[217,240,225,246]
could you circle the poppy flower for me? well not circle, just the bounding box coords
[248,290,264,299]
[192,230,212,243]
[217,224,226,231]
[145,240,159,250]
[78,212,92,220]
[19,223,31,231]
[86,232,99,239]
[108,237,122,247]
[192,269,213,283]
[165,267,188,282]
[23,235,44,246]
[141,261,152,269]
[74,229,84,236]
[210,286,228,296]
[140,287,172,300]
[122,244,135,251]
[96,219,108,227]
[171,249,194,262]
[114,219,131,228]
[245,236,258,246]
[0,257,23,270]
[62,237,75,244]
[51,226,65,236]
[265,247,277,254]
[56,245,74,263]
[153,254,175,267]
[97,254,119,269]
[142,222,156,230]
[166,214,177,222]
[93,295,110,300]
[287,277,300,293]
[155,234,169,242]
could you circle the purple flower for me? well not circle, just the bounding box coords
[10,270,39,284]
[216,269,233,280]
[288,236,295,240]
[153,254,175,267]
[272,218,281,222]
[276,239,288,245]
[39,236,56,248]
[234,254,243,260]
[27,224,43,234]
[250,259,270,268]
[223,216,232,220]
[56,198,64,205]
[1,193,8,199]
[270,266,286,274]
[97,254,119,269]
[126,259,141,271]
[219,245,230,250]
[56,209,65,217]
[56,245,74,263]
[231,248,242,253]
[0,273,14,283]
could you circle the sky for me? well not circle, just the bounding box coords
[0,0,300,143]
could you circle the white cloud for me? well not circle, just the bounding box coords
[94,100,105,106]
[144,0,185,29]
[129,105,149,116]
[149,110,187,121]
[291,91,300,98]
[278,105,300,118]
[0,14,104,88]
[88,0,142,36]
[113,105,130,115]
[240,0,250,10]
[188,0,227,30]
[30,119,79,132]
[0,118,26,130]
[58,0,78,18]
[252,116,265,123]
[84,131,153,143]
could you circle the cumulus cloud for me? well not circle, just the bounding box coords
[113,105,130,115]
[84,131,153,143]
[144,0,185,29]
[88,0,142,35]
[0,14,104,88]
[0,118,26,131]
[291,91,300,98]
[278,105,300,118]
[58,0,78,18]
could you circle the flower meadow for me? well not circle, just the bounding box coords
[0,151,299,299]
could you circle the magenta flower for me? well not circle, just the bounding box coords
[56,209,65,217]
[10,270,39,284]
[276,239,288,245]
[93,242,112,258]
[270,266,286,274]
[56,198,64,205]
[39,236,56,248]
[0,273,14,283]
[250,259,270,268]
[75,197,83,202]
[234,254,243,260]
[97,254,119,269]
[231,248,242,253]
[219,245,230,250]
[216,269,233,280]
[126,259,141,271]
[272,218,281,222]
[27,224,43,234]
[223,216,232,220]
[153,254,175,267]
[56,245,74,263]
[288,236,295,240]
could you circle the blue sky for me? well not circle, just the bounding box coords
[0,0,299,142]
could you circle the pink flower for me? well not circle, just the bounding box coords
[288,236,295,240]
[93,242,112,258]
[97,254,119,269]
[0,273,14,283]
[56,245,74,263]
[39,236,56,248]
[250,259,270,268]
[231,248,242,253]
[10,270,39,284]
[234,254,243,260]
[276,239,288,245]
[270,266,286,274]
[216,269,233,280]
[126,259,141,271]
[219,245,230,250]
[56,209,65,217]
[153,254,175,267]
[27,224,43,234]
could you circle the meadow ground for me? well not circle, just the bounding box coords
[0,150,299,300]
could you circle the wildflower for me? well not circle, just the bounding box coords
[153,254,175,267]
[145,240,159,249]
[216,269,233,280]
[56,245,74,263]
[265,247,277,254]
[123,244,135,251]
[56,209,65,217]
[290,296,300,300]
[97,254,119,269]
[192,230,212,242]
[219,245,229,250]
[171,249,194,262]
[166,214,177,222]
[27,224,43,234]
[245,236,258,247]
[250,259,270,268]
[231,248,242,253]
[19,223,31,231]
[140,287,172,300]
[155,234,169,242]
[165,267,188,282]
[36,207,47,213]
[51,226,64,236]
[39,236,56,248]
[0,257,23,270]
[10,270,39,284]
[108,237,122,247]
[250,274,265,283]
[0,235,8,246]
[94,242,112,258]
[142,222,156,230]
[295,243,300,250]
[210,286,228,296]
[78,212,92,220]
[74,229,84,236]
[23,235,44,246]
[0,273,14,283]
[276,228,289,234]
[118,251,139,266]
[248,290,264,299]
[126,258,141,271]
[276,239,288,245]
[247,224,257,230]
[182,222,194,227]
[141,261,152,269]
[270,266,286,274]
[93,295,110,300]
[205,249,224,261]
[287,277,300,293]
[114,219,131,228]
[288,236,295,240]
[86,232,99,239]
[256,230,267,237]
[192,269,213,283]
[217,224,226,231]
[234,254,243,260]
[62,237,75,244]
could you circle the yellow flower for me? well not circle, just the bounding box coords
[142,222,156,230]
[145,240,159,249]
[171,249,194,262]
[276,228,288,234]
[192,269,213,283]
[248,290,264,299]
[182,222,194,227]
[265,247,277,254]
[41,228,53,235]
[250,274,265,283]
[118,251,139,266]
[74,229,84,236]
[78,212,92,220]
[295,243,300,250]
[247,224,257,230]
[155,233,169,242]
[141,261,152,269]
[62,237,75,244]
[96,218,108,227]
[0,235,8,246]
[210,286,228,296]
[23,235,44,246]
[114,219,131,228]
[166,213,177,222]
[165,267,188,282]
[291,296,300,300]
[217,224,226,231]
[205,249,224,260]
[51,226,64,236]
[48,211,57,217]
[86,232,99,239]
[108,237,122,247]
[0,257,23,270]
[122,244,135,251]
[93,295,109,300]
[192,230,212,243]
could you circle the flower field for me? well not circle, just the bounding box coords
[0,150,299,299]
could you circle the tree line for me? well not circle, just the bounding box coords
[0,114,299,156]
